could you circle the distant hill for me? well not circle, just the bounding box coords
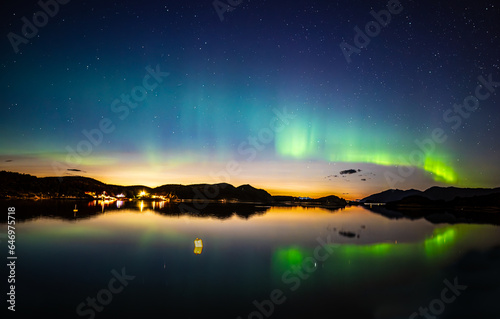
[0,171,120,198]
[272,195,296,202]
[0,171,353,206]
[316,195,347,206]
[362,186,500,203]
[386,195,446,207]
[272,194,346,206]
[155,183,273,202]
[361,189,422,203]
[421,186,500,201]
[450,192,500,207]
[0,171,271,202]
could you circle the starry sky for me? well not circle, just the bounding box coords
[1,0,499,199]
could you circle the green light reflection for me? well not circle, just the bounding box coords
[271,226,463,285]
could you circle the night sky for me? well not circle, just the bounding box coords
[1,0,499,199]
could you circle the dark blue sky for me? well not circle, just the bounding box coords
[1,0,499,198]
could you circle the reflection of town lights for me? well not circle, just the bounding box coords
[139,201,144,212]
[116,200,124,208]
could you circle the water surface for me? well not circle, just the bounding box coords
[3,200,499,319]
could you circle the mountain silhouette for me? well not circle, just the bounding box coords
[362,186,500,203]
[0,171,272,202]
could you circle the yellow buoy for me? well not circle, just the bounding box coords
[194,238,203,255]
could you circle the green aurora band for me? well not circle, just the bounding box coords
[274,116,458,183]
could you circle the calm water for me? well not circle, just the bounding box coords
[2,200,500,319]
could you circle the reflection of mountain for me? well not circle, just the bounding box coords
[363,205,420,220]
[365,199,500,225]
[362,186,500,224]
[0,199,273,223]
[387,193,500,211]
[163,202,271,220]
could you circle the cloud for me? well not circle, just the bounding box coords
[340,169,360,175]
[325,169,374,182]
[67,168,87,173]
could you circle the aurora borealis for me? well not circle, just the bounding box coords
[1,0,499,199]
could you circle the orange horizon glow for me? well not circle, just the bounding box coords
[3,153,482,200]
[1,168,423,201]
